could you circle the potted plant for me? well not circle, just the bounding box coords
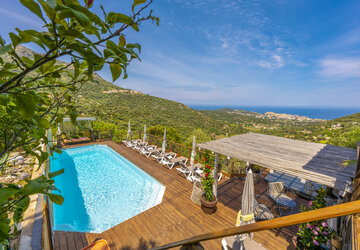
[200,153,218,214]
[295,187,333,249]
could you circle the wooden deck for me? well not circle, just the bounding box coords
[54,141,304,250]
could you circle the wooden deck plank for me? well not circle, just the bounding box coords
[73,232,85,250]
[65,231,77,250]
[54,141,305,249]
[58,231,68,250]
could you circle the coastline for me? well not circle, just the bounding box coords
[189,105,360,120]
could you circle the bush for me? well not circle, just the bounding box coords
[147,125,181,143]
[297,187,333,248]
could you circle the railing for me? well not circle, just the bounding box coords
[151,200,360,249]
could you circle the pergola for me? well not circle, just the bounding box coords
[197,132,358,193]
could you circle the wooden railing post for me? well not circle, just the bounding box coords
[351,142,360,206]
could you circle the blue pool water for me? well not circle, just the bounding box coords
[50,144,165,233]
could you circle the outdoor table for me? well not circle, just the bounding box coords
[265,171,323,199]
[277,196,296,215]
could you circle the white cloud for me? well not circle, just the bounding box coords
[0,8,42,27]
[319,57,360,79]
[257,54,285,69]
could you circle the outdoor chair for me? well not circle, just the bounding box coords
[176,163,203,180]
[190,168,223,183]
[153,152,177,163]
[161,156,188,169]
[267,182,296,215]
[134,142,149,152]
[142,147,162,157]
[130,139,142,149]
[254,195,275,220]
[158,153,178,165]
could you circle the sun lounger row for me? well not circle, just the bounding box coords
[122,139,222,182]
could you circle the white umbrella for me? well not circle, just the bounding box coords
[162,128,167,153]
[190,136,196,167]
[236,169,255,246]
[127,121,132,140]
[143,124,147,143]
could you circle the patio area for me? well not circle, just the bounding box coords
[54,141,305,250]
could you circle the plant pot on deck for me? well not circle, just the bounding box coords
[200,196,218,214]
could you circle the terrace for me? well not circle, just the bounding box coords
[45,128,359,249]
[53,141,303,249]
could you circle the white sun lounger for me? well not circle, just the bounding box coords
[176,163,203,179]
[142,147,162,157]
[161,156,188,169]
[191,169,223,183]
[153,152,177,163]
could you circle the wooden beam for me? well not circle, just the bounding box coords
[213,153,219,197]
[151,200,360,250]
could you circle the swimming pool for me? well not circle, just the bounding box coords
[50,144,165,233]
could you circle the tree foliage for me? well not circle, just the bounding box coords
[147,125,181,143]
[0,0,157,245]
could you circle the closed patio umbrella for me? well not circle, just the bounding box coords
[190,136,196,167]
[162,128,167,153]
[127,121,132,140]
[143,124,147,143]
[237,169,255,244]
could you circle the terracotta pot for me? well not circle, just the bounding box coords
[200,196,218,214]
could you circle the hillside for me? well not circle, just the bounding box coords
[6,46,360,147]
[75,82,247,138]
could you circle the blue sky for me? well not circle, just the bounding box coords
[1,0,359,107]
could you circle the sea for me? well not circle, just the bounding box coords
[189,105,360,120]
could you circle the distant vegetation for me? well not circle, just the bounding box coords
[74,74,360,149]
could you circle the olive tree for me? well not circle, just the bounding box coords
[0,0,157,245]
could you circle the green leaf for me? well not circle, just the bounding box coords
[119,35,126,47]
[110,63,122,82]
[9,33,21,47]
[130,23,139,32]
[126,43,141,53]
[59,7,90,27]
[36,117,50,129]
[38,0,55,21]
[48,168,64,179]
[0,45,11,55]
[132,0,146,12]
[47,193,64,205]
[22,176,49,195]
[13,196,30,224]
[0,213,11,244]
[0,186,21,204]
[14,94,36,120]
[20,0,45,22]
[107,12,133,25]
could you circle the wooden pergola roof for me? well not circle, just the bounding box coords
[197,132,357,193]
